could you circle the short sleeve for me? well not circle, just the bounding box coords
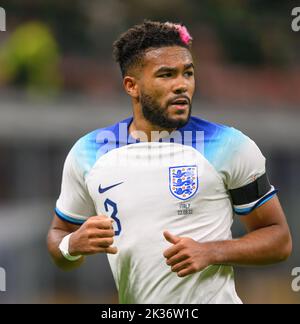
[225,134,277,215]
[55,147,96,225]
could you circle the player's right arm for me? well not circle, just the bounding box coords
[48,136,119,270]
[47,214,117,271]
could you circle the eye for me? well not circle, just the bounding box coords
[158,73,172,78]
[184,71,194,77]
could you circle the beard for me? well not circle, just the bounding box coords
[140,93,192,129]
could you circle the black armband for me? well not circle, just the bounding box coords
[229,173,272,206]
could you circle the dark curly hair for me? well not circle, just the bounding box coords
[113,20,193,77]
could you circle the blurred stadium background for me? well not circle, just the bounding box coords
[0,0,299,304]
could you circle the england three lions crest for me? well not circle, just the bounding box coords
[169,165,198,201]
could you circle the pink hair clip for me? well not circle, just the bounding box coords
[175,24,192,45]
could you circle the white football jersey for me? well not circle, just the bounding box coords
[56,116,276,304]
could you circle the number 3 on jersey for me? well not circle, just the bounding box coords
[104,198,122,235]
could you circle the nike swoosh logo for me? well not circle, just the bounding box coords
[99,182,123,194]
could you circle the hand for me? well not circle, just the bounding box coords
[69,215,118,256]
[163,231,214,277]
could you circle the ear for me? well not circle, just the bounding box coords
[123,76,139,99]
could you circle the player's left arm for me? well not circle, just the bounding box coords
[163,195,292,277]
[236,194,292,263]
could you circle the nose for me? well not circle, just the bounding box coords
[173,77,188,94]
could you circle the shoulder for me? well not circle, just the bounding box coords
[185,116,251,159]
[184,116,265,179]
[69,117,132,177]
[186,116,245,141]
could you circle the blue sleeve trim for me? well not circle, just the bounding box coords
[55,208,86,225]
[234,190,278,216]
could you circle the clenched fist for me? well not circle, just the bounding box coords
[163,231,214,277]
[69,215,118,256]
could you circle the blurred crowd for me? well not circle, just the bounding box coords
[0,0,299,104]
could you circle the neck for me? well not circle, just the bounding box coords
[129,101,175,142]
